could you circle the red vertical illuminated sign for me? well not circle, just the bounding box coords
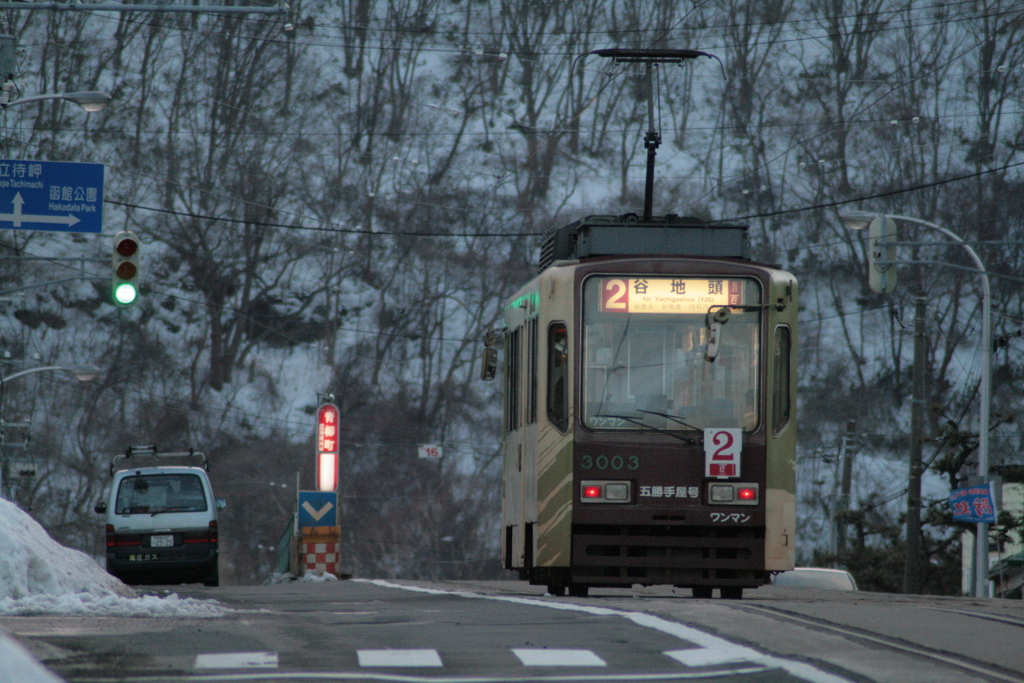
[316,403,340,492]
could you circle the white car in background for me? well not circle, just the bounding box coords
[95,448,226,587]
[771,567,859,591]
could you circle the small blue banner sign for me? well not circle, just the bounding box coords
[0,159,104,233]
[949,482,997,524]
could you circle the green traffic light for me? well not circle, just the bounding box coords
[113,282,138,305]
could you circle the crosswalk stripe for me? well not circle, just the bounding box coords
[188,646,755,673]
[357,648,444,667]
[193,652,278,669]
[512,648,606,666]
[665,647,752,667]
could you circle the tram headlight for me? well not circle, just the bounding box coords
[707,482,759,506]
[710,484,735,502]
[605,483,629,501]
[580,480,632,503]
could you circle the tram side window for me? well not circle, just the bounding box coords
[506,328,521,433]
[772,326,792,434]
[547,323,569,432]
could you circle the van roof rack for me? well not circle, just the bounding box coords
[109,445,208,476]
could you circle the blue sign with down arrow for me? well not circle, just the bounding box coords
[298,491,337,527]
[0,159,104,233]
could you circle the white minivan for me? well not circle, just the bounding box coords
[95,448,226,586]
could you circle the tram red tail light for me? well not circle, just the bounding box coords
[706,482,760,506]
[579,480,633,503]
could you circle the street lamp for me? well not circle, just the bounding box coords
[0,363,101,498]
[841,210,992,598]
[1,91,112,112]
[2,363,102,383]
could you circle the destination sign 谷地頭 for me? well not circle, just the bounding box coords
[598,277,743,315]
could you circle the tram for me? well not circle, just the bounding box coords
[484,214,797,598]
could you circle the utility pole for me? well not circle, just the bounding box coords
[904,296,927,594]
[836,420,857,554]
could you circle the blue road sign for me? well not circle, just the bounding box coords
[298,490,338,527]
[949,483,997,523]
[0,159,104,233]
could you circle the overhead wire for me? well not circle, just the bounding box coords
[9,368,501,451]
[4,4,1019,240]
[3,4,1022,365]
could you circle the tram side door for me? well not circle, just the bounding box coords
[502,325,527,569]
[522,318,540,569]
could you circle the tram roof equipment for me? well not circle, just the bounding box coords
[539,214,750,271]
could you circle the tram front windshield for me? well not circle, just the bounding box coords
[582,276,761,433]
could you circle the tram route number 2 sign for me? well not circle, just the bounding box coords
[705,428,742,478]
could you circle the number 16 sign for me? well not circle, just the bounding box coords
[705,428,741,478]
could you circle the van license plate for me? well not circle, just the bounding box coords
[150,535,174,548]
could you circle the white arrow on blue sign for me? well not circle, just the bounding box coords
[298,490,338,527]
[0,159,104,233]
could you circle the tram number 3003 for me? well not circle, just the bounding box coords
[579,454,640,471]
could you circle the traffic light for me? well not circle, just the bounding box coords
[111,231,140,306]
[867,216,897,294]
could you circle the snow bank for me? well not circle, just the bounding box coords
[0,498,132,601]
[266,571,339,584]
[0,634,64,683]
[0,591,225,617]
[0,498,225,617]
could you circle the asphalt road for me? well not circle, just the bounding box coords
[3,579,1024,683]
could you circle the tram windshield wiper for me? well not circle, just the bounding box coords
[149,506,189,517]
[636,409,702,432]
[594,414,697,444]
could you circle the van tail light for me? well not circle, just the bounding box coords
[106,526,143,547]
[184,521,218,545]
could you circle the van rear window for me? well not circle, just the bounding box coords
[115,474,208,515]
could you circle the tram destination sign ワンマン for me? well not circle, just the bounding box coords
[0,159,104,233]
[598,277,744,315]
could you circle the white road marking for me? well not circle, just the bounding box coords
[358,579,854,683]
[100,669,774,682]
[357,648,443,667]
[193,651,278,669]
[332,611,379,614]
[512,648,606,666]
[665,647,751,667]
